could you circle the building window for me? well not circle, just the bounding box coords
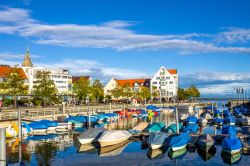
[169,81,173,84]
[166,76,170,80]
[153,82,157,85]
[160,82,165,86]
[156,77,160,80]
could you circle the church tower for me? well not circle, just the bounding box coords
[22,47,33,67]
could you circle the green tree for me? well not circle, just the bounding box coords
[185,85,200,98]
[122,83,133,103]
[0,66,28,108]
[151,86,159,99]
[91,79,104,104]
[177,88,188,100]
[138,86,151,103]
[73,77,91,103]
[32,71,57,107]
[111,85,123,101]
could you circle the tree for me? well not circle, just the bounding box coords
[151,86,159,99]
[121,83,133,103]
[138,86,151,103]
[177,88,188,100]
[91,79,104,104]
[111,85,123,101]
[73,77,91,103]
[0,66,28,108]
[186,85,200,98]
[32,71,57,107]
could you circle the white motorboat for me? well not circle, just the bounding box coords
[98,130,132,147]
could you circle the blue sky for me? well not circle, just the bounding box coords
[0,0,250,96]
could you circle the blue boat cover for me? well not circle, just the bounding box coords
[214,109,222,116]
[222,134,242,151]
[146,105,160,110]
[222,125,236,135]
[39,120,58,127]
[148,122,166,132]
[166,123,183,133]
[64,115,87,123]
[240,108,248,115]
[234,108,242,115]
[224,116,236,124]
[28,122,48,129]
[214,117,223,124]
[22,122,32,133]
[183,124,199,133]
[168,131,191,148]
[223,110,231,118]
[148,132,168,145]
[186,116,198,124]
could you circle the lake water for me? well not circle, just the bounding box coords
[6,126,250,166]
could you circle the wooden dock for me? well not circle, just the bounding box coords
[239,136,250,154]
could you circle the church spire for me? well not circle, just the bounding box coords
[22,46,33,67]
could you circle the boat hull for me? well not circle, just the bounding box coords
[99,137,130,147]
[222,148,241,155]
[171,144,186,152]
[197,140,214,152]
[32,129,47,135]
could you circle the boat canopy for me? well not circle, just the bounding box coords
[222,134,242,150]
[222,125,236,135]
[168,131,191,147]
[186,116,198,124]
[224,116,236,124]
[214,117,224,124]
[166,123,183,133]
[147,122,166,132]
[182,124,199,133]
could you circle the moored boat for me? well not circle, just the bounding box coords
[77,127,105,145]
[98,130,132,147]
[214,117,223,126]
[224,116,236,125]
[222,134,242,155]
[168,131,191,152]
[182,123,199,133]
[186,116,198,125]
[222,125,236,135]
[147,132,168,150]
[128,122,148,134]
[166,123,182,134]
[221,149,242,164]
[147,122,165,133]
[197,134,214,152]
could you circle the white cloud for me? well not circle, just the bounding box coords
[0,7,250,54]
[215,27,250,44]
[0,52,40,59]
[199,83,250,95]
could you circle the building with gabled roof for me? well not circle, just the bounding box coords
[104,66,178,102]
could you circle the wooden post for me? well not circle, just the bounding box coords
[0,128,6,166]
[109,102,111,113]
[175,107,179,133]
[18,108,22,140]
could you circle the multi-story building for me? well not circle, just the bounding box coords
[104,66,178,101]
[150,66,178,100]
[22,49,73,94]
[104,78,150,99]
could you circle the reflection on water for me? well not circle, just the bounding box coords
[6,129,250,166]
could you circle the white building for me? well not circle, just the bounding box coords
[22,49,72,94]
[150,66,178,100]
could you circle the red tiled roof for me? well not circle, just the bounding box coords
[167,69,177,74]
[72,76,90,83]
[115,79,146,87]
[0,66,27,79]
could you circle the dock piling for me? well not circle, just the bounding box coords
[0,128,6,166]
[175,107,179,133]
